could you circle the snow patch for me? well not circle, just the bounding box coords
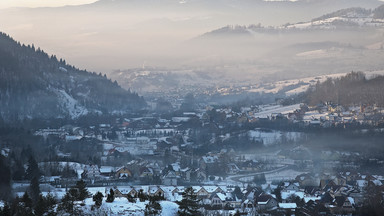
[53,89,88,118]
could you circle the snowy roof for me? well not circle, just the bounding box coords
[172,117,190,123]
[279,203,297,209]
[371,180,383,186]
[164,171,178,179]
[204,186,219,193]
[192,186,203,192]
[282,191,304,200]
[116,186,136,194]
[356,180,367,187]
[347,197,355,205]
[216,193,227,201]
[258,194,274,204]
[99,166,114,173]
[171,163,180,172]
[160,186,177,194]
[149,186,162,194]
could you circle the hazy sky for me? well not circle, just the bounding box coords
[0,0,97,9]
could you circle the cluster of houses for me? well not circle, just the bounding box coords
[292,103,384,127]
[30,102,384,215]
[201,103,384,128]
[102,170,383,215]
[33,102,384,161]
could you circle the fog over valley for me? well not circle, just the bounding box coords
[0,0,383,75]
[1,1,384,216]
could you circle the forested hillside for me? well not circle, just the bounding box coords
[304,72,384,106]
[0,32,146,122]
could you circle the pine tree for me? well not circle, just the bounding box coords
[68,188,80,200]
[34,195,47,216]
[0,203,11,216]
[0,156,12,201]
[26,156,40,180]
[93,191,104,208]
[176,187,201,216]
[138,189,148,202]
[12,160,25,181]
[12,195,34,216]
[36,193,57,216]
[233,186,243,200]
[21,192,33,208]
[58,191,75,214]
[144,196,162,216]
[273,186,282,203]
[106,188,115,203]
[75,180,90,201]
[29,176,41,205]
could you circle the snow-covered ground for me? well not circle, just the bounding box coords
[248,70,384,96]
[102,140,157,156]
[86,198,178,216]
[12,185,179,216]
[252,104,301,119]
[248,129,304,146]
[52,88,88,118]
[38,161,86,179]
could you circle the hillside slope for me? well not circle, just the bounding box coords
[0,32,146,121]
[303,72,384,106]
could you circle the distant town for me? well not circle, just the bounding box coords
[2,100,383,215]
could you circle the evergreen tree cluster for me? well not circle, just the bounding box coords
[0,192,56,216]
[176,187,202,216]
[57,180,90,215]
[0,32,146,122]
[144,195,163,216]
[304,72,384,106]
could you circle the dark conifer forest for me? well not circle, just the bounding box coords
[0,32,146,122]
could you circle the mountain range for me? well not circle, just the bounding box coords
[0,0,383,71]
[0,33,146,122]
[109,4,384,96]
[199,5,384,37]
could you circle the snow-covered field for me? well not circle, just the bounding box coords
[83,198,178,216]
[248,129,304,146]
[12,185,179,216]
[252,104,301,119]
[248,70,384,97]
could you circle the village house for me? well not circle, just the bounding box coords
[162,171,178,186]
[256,194,278,211]
[139,167,153,178]
[330,196,355,214]
[81,164,100,179]
[199,155,219,172]
[149,186,165,197]
[278,203,297,213]
[194,186,210,198]
[115,166,133,179]
[210,192,227,208]
[99,166,114,177]
[112,186,137,198]
[241,199,254,210]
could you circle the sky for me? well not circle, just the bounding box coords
[0,0,98,9]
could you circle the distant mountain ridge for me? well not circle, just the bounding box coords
[0,32,146,122]
[199,4,384,38]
